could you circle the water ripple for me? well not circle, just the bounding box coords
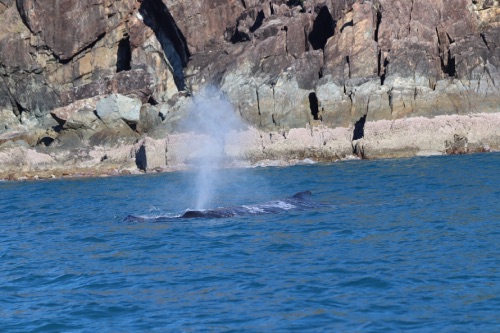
[1,153,499,332]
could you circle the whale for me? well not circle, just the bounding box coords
[181,190,315,218]
[124,190,319,222]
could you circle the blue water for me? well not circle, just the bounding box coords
[1,153,499,332]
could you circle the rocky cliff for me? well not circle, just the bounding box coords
[0,0,499,179]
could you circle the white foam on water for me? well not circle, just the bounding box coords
[262,200,296,210]
[299,158,317,164]
[242,205,265,214]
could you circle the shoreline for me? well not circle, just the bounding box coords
[2,150,499,183]
[1,112,499,182]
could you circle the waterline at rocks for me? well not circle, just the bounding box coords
[1,112,498,181]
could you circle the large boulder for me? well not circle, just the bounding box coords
[95,94,142,127]
[135,137,166,171]
[51,97,102,130]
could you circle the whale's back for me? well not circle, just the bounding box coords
[126,191,318,221]
[291,190,312,200]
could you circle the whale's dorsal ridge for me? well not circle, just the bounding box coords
[182,210,206,218]
[291,190,312,200]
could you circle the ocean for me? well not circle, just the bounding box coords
[1,153,499,332]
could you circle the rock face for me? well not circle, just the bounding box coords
[0,0,499,178]
[212,0,500,131]
[17,0,136,60]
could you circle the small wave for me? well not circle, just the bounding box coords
[80,236,106,243]
[299,158,317,165]
[123,213,181,222]
[339,277,391,289]
[342,155,361,161]
[123,214,150,222]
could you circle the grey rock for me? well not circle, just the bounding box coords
[65,110,101,131]
[4,72,61,119]
[135,137,167,171]
[88,126,138,148]
[95,94,142,127]
[137,104,163,134]
[53,131,86,150]
[0,107,19,133]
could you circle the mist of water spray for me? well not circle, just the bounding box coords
[183,87,244,209]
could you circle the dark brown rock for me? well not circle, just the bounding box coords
[445,134,468,154]
[0,7,34,70]
[166,0,245,53]
[0,77,14,112]
[16,0,136,60]
[61,68,154,105]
